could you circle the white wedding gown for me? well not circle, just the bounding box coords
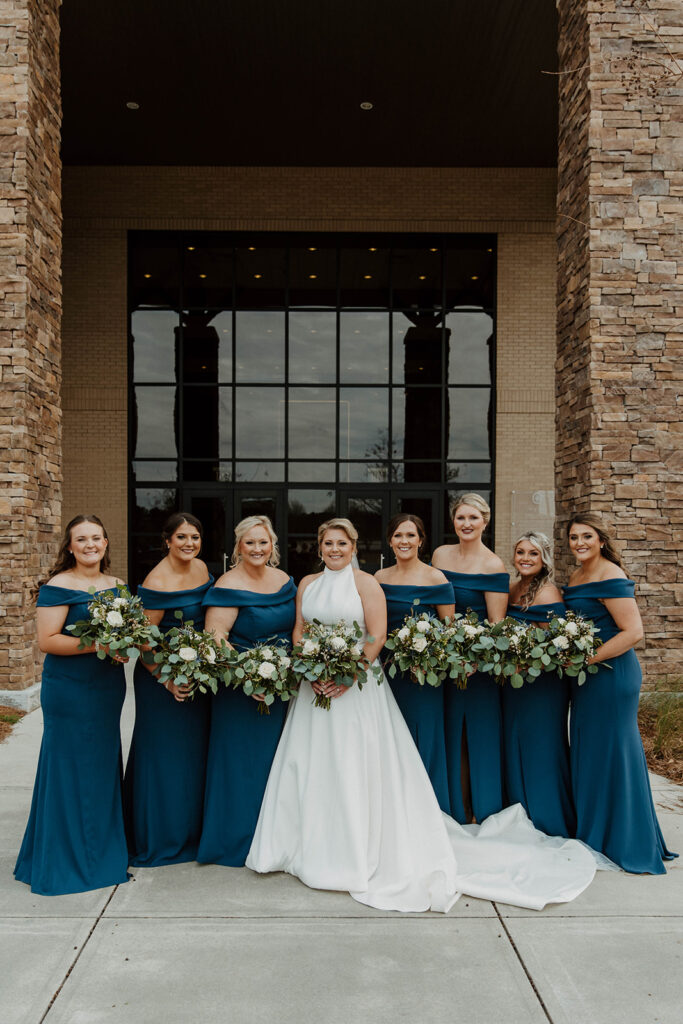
[246,564,597,912]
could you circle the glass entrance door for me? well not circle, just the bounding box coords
[183,485,285,579]
[337,487,441,572]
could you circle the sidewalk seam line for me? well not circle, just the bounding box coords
[38,885,119,1024]
[493,902,554,1024]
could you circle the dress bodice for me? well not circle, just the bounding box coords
[302,564,364,630]
[380,582,454,632]
[137,577,214,632]
[440,570,509,620]
[203,577,297,650]
[563,578,635,642]
[508,601,565,625]
[37,584,121,632]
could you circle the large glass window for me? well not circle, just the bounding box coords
[129,232,495,580]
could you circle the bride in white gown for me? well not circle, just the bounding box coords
[246,518,598,913]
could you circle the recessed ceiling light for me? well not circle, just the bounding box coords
[308,247,317,252]
[364,274,372,280]
[143,273,151,279]
[309,274,317,279]
[487,248,493,253]
[360,101,373,110]
[248,247,256,251]
[253,274,262,279]
[471,275,479,280]
[429,248,438,252]
[368,247,377,252]
[126,101,140,110]
[418,275,427,281]
[199,273,207,279]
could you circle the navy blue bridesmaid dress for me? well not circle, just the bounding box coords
[197,578,297,866]
[123,578,213,866]
[441,571,509,823]
[15,586,129,895]
[563,578,676,873]
[380,582,454,813]
[502,602,576,837]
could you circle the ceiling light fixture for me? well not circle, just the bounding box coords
[368,247,377,252]
[187,246,195,252]
[253,274,262,279]
[248,247,256,251]
[308,247,317,252]
[126,101,140,110]
[429,248,438,252]
[360,101,373,110]
[418,275,427,281]
[309,274,317,279]
[363,274,372,280]
[143,273,151,279]
[199,273,207,279]
[471,275,479,280]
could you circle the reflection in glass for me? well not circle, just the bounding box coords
[235,387,284,459]
[339,247,390,308]
[339,388,388,461]
[392,311,444,385]
[132,461,178,482]
[234,462,285,482]
[289,246,337,308]
[446,312,493,385]
[447,389,492,460]
[186,494,227,574]
[344,496,383,571]
[288,489,335,534]
[446,462,492,484]
[235,246,286,307]
[392,245,442,309]
[444,242,495,310]
[182,310,232,383]
[134,387,178,458]
[130,234,180,309]
[289,312,336,383]
[236,495,278,526]
[339,462,389,483]
[132,310,178,383]
[132,487,178,534]
[182,387,230,459]
[339,312,389,383]
[391,388,442,468]
[288,462,336,483]
[183,245,233,309]
[288,387,336,460]
[235,311,285,382]
[391,462,441,484]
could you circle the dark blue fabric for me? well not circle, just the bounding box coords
[380,582,454,813]
[563,578,676,872]
[15,586,129,895]
[440,570,510,823]
[503,601,575,837]
[123,577,214,867]
[198,578,297,866]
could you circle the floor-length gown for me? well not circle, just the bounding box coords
[441,570,509,823]
[247,564,599,913]
[15,586,129,895]
[123,578,213,866]
[564,579,676,873]
[379,581,453,813]
[197,578,297,867]
[502,602,576,838]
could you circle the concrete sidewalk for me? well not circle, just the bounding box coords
[1,687,681,1024]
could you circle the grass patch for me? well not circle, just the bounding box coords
[0,704,27,743]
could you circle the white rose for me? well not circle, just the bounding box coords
[510,633,520,648]
[258,661,276,679]
[178,647,198,661]
[416,620,431,633]
[463,624,479,638]
[278,654,291,668]
[397,627,410,640]
[574,637,586,650]
[329,636,347,651]
[565,621,579,636]
[553,635,569,650]
[92,606,103,620]
[112,597,127,609]
[350,644,363,659]
[106,610,124,628]
[302,639,319,656]
[411,636,428,652]
[205,646,217,664]
[260,647,274,660]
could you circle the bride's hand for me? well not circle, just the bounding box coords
[314,679,348,699]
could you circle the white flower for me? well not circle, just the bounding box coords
[553,635,569,650]
[510,633,521,648]
[574,637,587,650]
[106,610,124,627]
[278,654,291,668]
[204,646,217,664]
[178,647,198,662]
[564,621,579,636]
[112,597,127,609]
[258,661,276,679]
[350,644,363,659]
[302,639,319,656]
[411,636,428,652]
[329,636,347,651]
[92,606,103,620]
[416,620,431,633]
[260,647,274,660]
[463,624,479,638]
[397,627,410,641]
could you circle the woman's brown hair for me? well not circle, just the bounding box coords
[32,514,111,600]
[566,512,624,569]
[386,513,427,554]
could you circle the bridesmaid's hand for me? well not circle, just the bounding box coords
[164,679,192,703]
[251,692,266,703]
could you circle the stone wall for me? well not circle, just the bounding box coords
[0,0,62,707]
[556,0,682,685]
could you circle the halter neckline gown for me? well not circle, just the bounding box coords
[123,577,213,866]
[247,563,599,913]
[440,570,509,823]
[197,577,297,866]
[15,585,129,895]
[503,601,576,838]
[563,578,676,873]
[379,581,453,813]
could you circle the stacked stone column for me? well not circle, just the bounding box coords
[0,0,62,708]
[556,0,682,685]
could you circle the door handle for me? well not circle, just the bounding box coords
[223,552,228,574]
[380,553,384,569]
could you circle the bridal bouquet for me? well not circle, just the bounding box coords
[437,612,490,688]
[66,585,160,664]
[546,610,605,685]
[291,618,382,710]
[384,609,447,687]
[229,641,297,715]
[149,619,228,699]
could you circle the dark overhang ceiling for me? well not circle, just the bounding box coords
[60,0,558,167]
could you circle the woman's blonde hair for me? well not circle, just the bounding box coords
[512,531,554,609]
[449,492,491,525]
[230,515,280,567]
[317,517,358,551]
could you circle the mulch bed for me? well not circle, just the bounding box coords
[639,698,683,786]
[0,705,27,743]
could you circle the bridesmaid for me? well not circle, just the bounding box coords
[376,514,454,812]
[502,532,575,837]
[123,512,212,866]
[15,515,129,895]
[564,512,676,873]
[432,493,508,823]
[197,515,296,866]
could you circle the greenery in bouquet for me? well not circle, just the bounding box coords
[291,618,382,710]
[546,610,606,685]
[229,640,297,715]
[434,611,489,689]
[66,585,160,664]
[384,607,447,687]
[149,614,228,698]
[481,617,555,689]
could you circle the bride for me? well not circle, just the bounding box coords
[246,518,598,913]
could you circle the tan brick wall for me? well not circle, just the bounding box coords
[62,166,557,580]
